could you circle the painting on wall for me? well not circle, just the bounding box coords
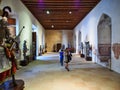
[112,43,120,60]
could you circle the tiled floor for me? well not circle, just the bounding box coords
[10,52,120,90]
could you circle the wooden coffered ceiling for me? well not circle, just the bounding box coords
[21,0,101,30]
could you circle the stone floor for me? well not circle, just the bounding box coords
[10,52,120,90]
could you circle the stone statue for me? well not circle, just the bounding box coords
[23,40,28,60]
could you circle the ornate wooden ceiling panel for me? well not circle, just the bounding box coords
[21,0,101,30]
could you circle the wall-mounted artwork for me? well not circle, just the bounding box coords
[112,43,120,59]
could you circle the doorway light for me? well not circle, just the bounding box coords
[32,24,37,31]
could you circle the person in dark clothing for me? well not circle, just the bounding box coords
[64,49,72,71]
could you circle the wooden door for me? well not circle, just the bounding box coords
[32,32,36,60]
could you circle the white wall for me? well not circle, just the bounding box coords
[0,0,45,59]
[74,0,120,73]
[62,30,68,48]
[62,30,73,49]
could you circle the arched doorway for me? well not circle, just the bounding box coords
[97,13,111,69]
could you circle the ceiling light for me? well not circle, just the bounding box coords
[46,10,50,14]
[51,25,54,28]
[66,20,71,22]
[66,20,69,22]
[69,11,72,14]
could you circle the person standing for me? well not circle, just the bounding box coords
[59,49,64,66]
[64,49,72,71]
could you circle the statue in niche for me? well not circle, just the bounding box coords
[23,40,28,60]
[80,42,84,54]
[39,45,42,56]
[42,45,45,54]
[80,42,85,58]
[85,42,90,56]
[45,43,47,53]
[85,41,92,60]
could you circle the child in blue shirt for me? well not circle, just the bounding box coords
[59,49,64,66]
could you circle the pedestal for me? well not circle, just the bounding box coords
[20,60,28,66]
[86,56,92,61]
[80,54,85,58]
[0,79,24,90]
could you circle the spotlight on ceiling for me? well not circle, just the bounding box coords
[69,11,72,14]
[46,10,50,14]
[51,25,54,28]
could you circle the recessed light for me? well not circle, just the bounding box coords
[66,20,71,22]
[51,25,54,28]
[66,20,69,22]
[69,11,72,14]
[46,10,50,14]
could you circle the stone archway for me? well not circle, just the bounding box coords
[97,13,111,69]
